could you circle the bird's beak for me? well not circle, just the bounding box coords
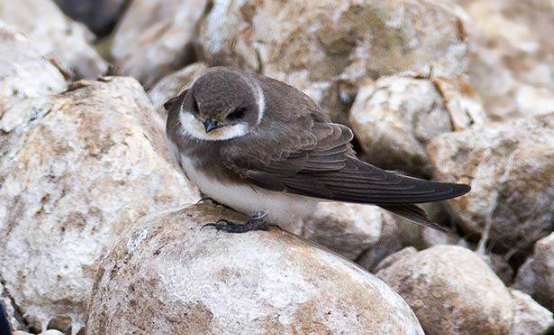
[203,119,220,133]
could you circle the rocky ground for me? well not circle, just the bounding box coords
[0,0,553,334]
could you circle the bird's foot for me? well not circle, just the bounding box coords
[202,211,281,233]
[196,196,228,208]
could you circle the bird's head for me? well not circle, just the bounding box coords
[166,67,265,141]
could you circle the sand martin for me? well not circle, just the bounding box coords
[165,67,470,233]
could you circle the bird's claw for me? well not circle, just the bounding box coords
[201,211,281,234]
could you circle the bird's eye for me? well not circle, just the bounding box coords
[190,97,199,114]
[227,107,247,120]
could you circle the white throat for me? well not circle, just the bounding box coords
[178,109,248,141]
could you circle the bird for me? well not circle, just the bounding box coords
[165,66,470,233]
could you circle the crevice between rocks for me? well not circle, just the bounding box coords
[0,276,30,331]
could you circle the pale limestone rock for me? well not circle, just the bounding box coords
[442,0,554,120]
[111,0,208,87]
[350,74,486,177]
[0,0,107,79]
[87,204,425,335]
[0,77,199,333]
[148,62,208,113]
[428,113,554,251]
[0,23,67,109]
[299,202,400,260]
[377,246,514,335]
[508,289,553,335]
[513,232,554,310]
[198,0,467,122]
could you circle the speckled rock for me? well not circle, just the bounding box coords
[443,0,554,120]
[198,0,467,122]
[350,74,486,176]
[299,202,400,260]
[508,289,553,335]
[148,62,208,113]
[0,77,199,333]
[87,204,425,335]
[53,0,129,37]
[0,0,107,79]
[111,0,208,87]
[377,245,514,335]
[513,232,554,310]
[0,23,67,109]
[428,113,554,252]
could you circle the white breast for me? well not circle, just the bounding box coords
[179,154,317,231]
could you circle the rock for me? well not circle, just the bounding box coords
[373,246,418,273]
[442,0,554,120]
[428,113,554,252]
[118,0,467,120]
[299,202,400,260]
[53,0,129,37]
[350,74,487,177]
[513,232,554,310]
[111,0,208,87]
[87,204,425,335]
[148,62,208,113]
[0,77,199,332]
[0,23,67,109]
[485,253,515,286]
[508,289,553,335]
[513,258,536,297]
[1,282,25,332]
[377,245,514,335]
[14,331,64,335]
[0,0,107,79]
[355,229,404,272]
[200,0,468,122]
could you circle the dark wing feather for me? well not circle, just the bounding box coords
[232,123,469,205]
[378,204,447,232]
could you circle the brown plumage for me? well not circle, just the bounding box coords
[166,67,470,232]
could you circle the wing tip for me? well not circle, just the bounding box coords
[449,182,471,198]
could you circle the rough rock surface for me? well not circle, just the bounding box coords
[0,0,107,79]
[299,202,400,260]
[508,289,553,335]
[148,62,208,113]
[53,0,129,37]
[350,74,487,176]
[443,0,554,120]
[111,0,208,87]
[0,77,199,332]
[428,113,554,251]
[87,204,425,335]
[377,245,514,335]
[199,0,467,122]
[514,232,554,310]
[0,23,67,109]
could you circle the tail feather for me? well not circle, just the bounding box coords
[379,204,447,232]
